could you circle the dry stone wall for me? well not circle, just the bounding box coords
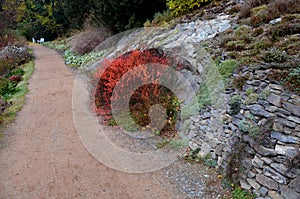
[189,67,300,199]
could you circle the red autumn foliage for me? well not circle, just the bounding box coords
[9,75,22,82]
[95,49,169,112]
[94,49,180,135]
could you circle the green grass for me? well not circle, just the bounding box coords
[0,61,34,138]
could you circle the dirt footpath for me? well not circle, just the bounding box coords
[0,45,183,199]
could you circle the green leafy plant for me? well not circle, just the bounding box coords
[249,126,260,138]
[238,119,253,133]
[286,67,300,86]
[229,95,242,116]
[204,158,217,168]
[259,89,270,100]
[230,95,242,104]
[238,119,260,138]
[280,66,300,93]
[232,187,255,199]
[107,117,117,126]
[218,60,238,79]
[183,148,202,163]
[5,68,25,78]
[245,87,253,96]
[234,25,252,43]
[0,78,20,100]
[43,41,68,51]
[245,93,258,105]
[64,49,106,67]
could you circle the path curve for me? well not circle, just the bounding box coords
[0,45,183,199]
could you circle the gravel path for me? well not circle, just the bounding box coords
[0,45,185,199]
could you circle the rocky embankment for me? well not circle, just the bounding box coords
[83,11,299,199]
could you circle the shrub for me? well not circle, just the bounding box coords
[250,5,273,27]
[227,5,241,15]
[239,119,253,133]
[204,158,217,168]
[239,119,260,138]
[235,25,250,39]
[218,60,238,79]
[284,67,300,91]
[253,39,273,53]
[229,95,242,115]
[245,93,258,105]
[67,27,111,55]
[230,95,242,104]
[239,0,270,19]
[167,0,213,16]
[94,49,180,136]
[270,15,300,38]
[270,68,300,94]
[0,46,32,76]
[225,40,245,51]
[262,47,288,63]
